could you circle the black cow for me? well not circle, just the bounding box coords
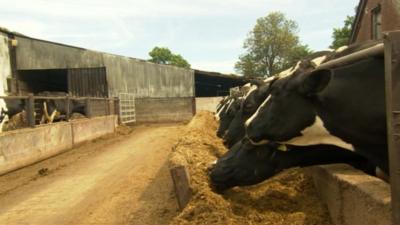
[209,139,375,191]
[245,56,388,173]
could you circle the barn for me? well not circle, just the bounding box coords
[0,27,247,124]
[350,0,400,44]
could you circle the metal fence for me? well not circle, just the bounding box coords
[118,93,136,124]
[0,94,118,130]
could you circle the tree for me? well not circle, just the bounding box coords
[330,16,354,49]
[148,47,190,69]
[235,12,311,77]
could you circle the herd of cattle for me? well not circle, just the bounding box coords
[209,40,388,191]
[0,91,86,132]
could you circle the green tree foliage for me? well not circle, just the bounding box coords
[235,12,312,77]
[330,16,354,49]
[148,47,190,69]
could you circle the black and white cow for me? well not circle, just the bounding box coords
[37,92,86,123]
[215,96,243,138]
[222,51,334,148]
[0,98,26,131]
[245,56,388,173]
[209,139,375,191]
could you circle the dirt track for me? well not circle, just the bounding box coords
[0,124,184,225]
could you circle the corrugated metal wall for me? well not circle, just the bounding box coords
[68,67,108,97]
[14,36,195,98]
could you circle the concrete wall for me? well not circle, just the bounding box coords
[195,97,223,113]
[308,164,391,225]
[0,32,11,95]
[135,97,194,123]
[72,115,117,144]
[0,115,117,175]
[14,36,194,98]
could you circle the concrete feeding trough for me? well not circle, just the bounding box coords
[308,164,391,225]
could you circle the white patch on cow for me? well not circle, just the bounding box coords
[335,45,348,53]
[247,136,270,146]
[282,116,355,151]
[48,110,58,123]
[215,99,232,121]
[278,61,301,79]
[0,114,8,133]
[311,55,327,68]
[263,76,277,83]
[245,95,271,128]
[243,85,258,100]
[224,99,235,113]
[243,83,251,88]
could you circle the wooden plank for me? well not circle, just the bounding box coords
[384,31,400,225]
[170,165,192,210]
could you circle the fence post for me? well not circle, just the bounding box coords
[65,95,71,121]
[85,97,92,118]
[26,93,35,128]
[384,31,400,225]
[108,98,112,115]
[114,97,121,124]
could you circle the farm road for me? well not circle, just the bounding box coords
[0,124,183,225]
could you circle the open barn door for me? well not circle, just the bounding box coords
[118,93,136,124]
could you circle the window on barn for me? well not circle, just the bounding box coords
[371,5,382,40]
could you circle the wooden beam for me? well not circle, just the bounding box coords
[170,165,192,210]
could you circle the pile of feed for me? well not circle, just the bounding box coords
[169,111,332,225]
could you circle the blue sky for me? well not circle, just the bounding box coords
[0,0,359,74]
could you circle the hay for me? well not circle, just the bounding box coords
[169,111,332,225]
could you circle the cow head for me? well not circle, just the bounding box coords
[223,81,273,147]
[245,69,332,146]
[209,139,284,191]
[216,97,242,138]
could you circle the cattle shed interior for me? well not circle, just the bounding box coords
[194,70,248,97]
[18,69,68,94]
[16,67,108,97]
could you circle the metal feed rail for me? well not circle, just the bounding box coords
[314,31,399,225]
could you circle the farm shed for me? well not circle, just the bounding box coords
[193,70,248,113]
[0,27,195,123]
[350,0,400,44]
[194,70,248,97]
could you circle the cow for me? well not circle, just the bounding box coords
[245,56,388,173]
[209,139,375,192]
[216,96,243,138]
[37,92,86,124]
[0,98,26,132]
[222,51,333,148]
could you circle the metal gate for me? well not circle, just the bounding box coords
[118,93,136,124]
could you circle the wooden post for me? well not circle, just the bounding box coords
[26,94,35,128]
[105,98,112,116]
[65,95,71,121]
[114,97,121,124]
[384,31,400,225]
[170,166,192,210]
[85,97,92,118]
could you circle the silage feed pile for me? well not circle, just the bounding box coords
[169,111,332,225]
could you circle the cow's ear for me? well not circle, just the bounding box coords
[300,69,332,94]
